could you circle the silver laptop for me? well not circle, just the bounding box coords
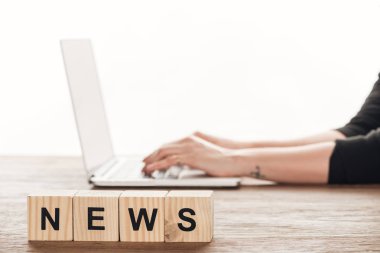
[61,39,240,187]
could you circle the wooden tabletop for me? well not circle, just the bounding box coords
[1,156,380,252]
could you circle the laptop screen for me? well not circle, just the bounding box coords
[61,39,114,174]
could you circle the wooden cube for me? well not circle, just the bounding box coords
[73,190,122,241]
[28,190,76,241]
[164,190,213,242]
[119,190,167,242]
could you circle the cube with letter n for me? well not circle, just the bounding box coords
[73,190,122,241]
[28,190,76,241]
[164,190,213,242]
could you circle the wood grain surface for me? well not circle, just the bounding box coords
[165,190,213,242]
[1,156,380,252]
[119,190,167,242]
[28,191,76,241]
[73,190,122,241]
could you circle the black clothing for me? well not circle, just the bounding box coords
[329,73,380,184]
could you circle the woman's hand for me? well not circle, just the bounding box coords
[142,131,335,183]
[142,135,251,177]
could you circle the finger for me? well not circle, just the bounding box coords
[150,146,184,164]
[143,135,196,164]
[143,144,184,164]
[144,155,186,174]
[143,150,158,163]
[144,156,178,174]
[143,143,178,163]
[177,135,196,144]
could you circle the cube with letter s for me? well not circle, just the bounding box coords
[164,190,214,242]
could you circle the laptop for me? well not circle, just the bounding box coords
[61,39,240,187]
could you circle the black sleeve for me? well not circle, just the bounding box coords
[329,128,380,184]
[336,73,380,137]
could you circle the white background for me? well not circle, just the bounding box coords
[1,0,380,156]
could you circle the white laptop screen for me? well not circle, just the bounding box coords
[61,39,114,174]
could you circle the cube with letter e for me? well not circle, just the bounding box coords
[164,190,214,242]
[27,190,76,241]
[73,190,122,241]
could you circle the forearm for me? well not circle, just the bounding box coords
[241,130,345,148]
[232,142,336,184]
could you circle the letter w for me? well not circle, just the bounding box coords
[128,208,158,231]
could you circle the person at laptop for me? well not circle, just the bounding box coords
[143,73,380,184]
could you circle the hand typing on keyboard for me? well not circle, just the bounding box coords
[142,133,249,178]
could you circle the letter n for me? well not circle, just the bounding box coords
[41,207,60,230]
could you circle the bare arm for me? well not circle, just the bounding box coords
[194,130,345,149]
[143,73,380,184]
[231,142,335,184]
[143,136,335,184]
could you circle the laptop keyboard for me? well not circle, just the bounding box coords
[151,166,184,179]
[151,165,206,179]
[102,158,144,179]
[103,158,206,180]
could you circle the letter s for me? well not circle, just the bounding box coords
[177,208,196,232]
